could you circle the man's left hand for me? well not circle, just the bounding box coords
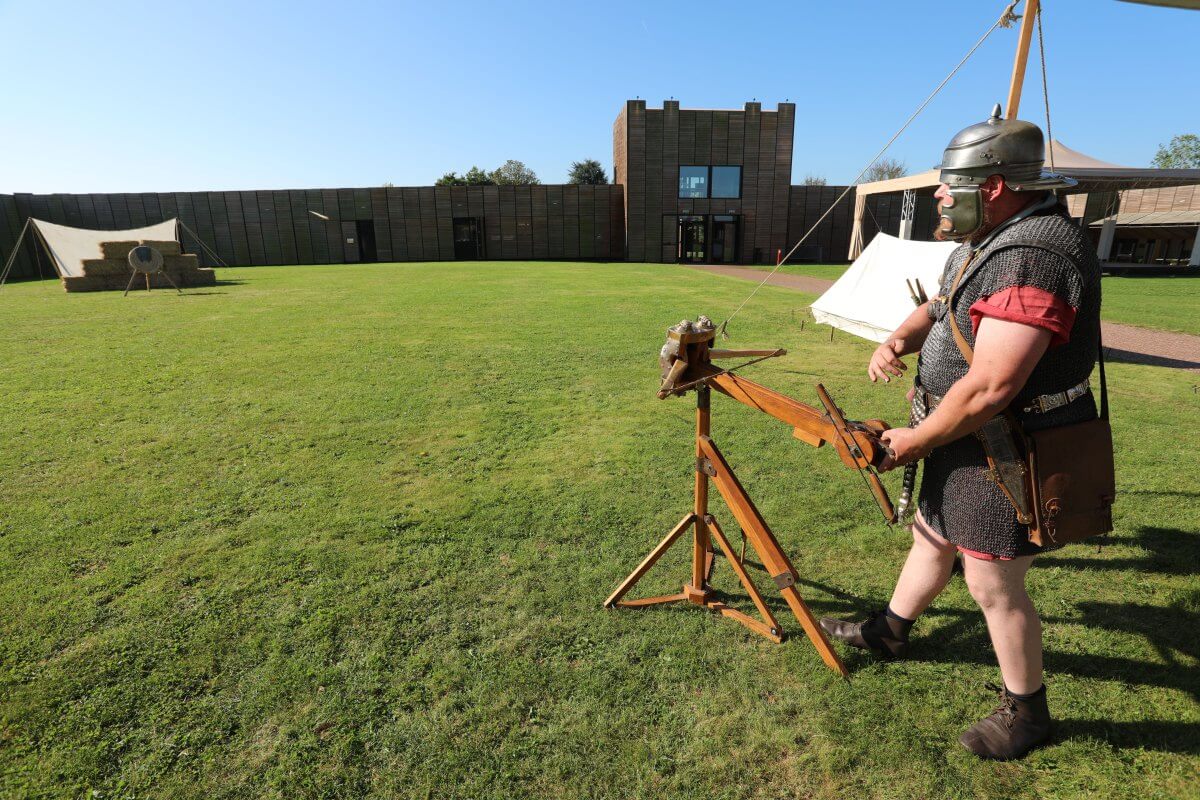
[877,428,931,473]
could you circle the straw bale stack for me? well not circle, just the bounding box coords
[63,237,216,292]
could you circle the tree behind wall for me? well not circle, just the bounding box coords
[568,159,608,185]
[1152,134,1200,168]
[802,174,827,186]
[490,160,540,185]
[435,166,495,186]
[860,158,907,183]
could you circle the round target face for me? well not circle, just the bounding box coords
[128,245,164,273]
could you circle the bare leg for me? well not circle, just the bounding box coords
[887,512,959,620]
[962,554,1042,694]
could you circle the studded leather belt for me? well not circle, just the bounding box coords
[921,379,1091,415]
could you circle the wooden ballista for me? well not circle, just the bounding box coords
[604,317,896,676]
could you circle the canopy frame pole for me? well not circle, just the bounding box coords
[0,218,33,291]
[1005,0,1040,119]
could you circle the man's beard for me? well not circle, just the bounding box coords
[933,202,996,244]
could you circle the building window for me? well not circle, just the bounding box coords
[710,166,742,199]
[679,166,742,199]
[679,166,708,198]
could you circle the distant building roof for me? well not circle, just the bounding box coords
[1090,210,1200,227]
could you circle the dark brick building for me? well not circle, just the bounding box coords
[1,98,861,279]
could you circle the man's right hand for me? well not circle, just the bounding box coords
[868,339,908,383]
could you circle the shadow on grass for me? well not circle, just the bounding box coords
[1103,347,1200,370]
[1039,526,1199,576]
[1052,720,1200,755]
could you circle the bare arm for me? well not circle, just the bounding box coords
[868,302,936,383]
[879,316,1052,469]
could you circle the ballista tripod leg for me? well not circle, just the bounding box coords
[698,435,849,677]
[705,515,782,640]
[604,513,696,608]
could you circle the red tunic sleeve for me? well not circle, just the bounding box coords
[968,285,1076,348]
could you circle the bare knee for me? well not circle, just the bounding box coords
[964,562,1032,614]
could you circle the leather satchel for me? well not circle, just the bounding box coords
[944,247,1115,547]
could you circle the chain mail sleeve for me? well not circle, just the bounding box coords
[967,245,1083,346]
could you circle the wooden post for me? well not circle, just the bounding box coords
[689,386,712,600]
[1005,0,1040,120]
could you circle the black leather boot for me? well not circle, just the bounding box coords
[818,610,909,658]
[959,684,1052,760]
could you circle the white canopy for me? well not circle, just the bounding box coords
[32,218,178,278]
[811,232,957,343]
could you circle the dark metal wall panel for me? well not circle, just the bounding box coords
[207,193,235,264]
[241,191,265,265]
[787,185,855,263]
[370,187,391,262]
[306,189,332,263]
[256,191,281,265]
[75,195,98,227]
[531,186,549,259]
[272,190,298,265]
[545,185,563,258]
[482,185,501,259]
[514,186,533,260]
[386,187,407,262]
[289,190,314,264]
[577,185,595,258]
[417,187,439,260]
[402,187,423,260]
[434,187,453,260]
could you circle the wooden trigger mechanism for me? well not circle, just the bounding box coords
[606,316,897,676]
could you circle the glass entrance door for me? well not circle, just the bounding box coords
[677,216,706,263]
[711,215,738,263]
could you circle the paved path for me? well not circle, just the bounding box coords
[685,264,1200,372]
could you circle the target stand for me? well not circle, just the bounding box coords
[124,245,182,296]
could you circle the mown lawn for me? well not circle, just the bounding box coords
[1099,274,1200,337]
[1,262,1196,800]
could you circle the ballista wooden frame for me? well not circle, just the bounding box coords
[604,319,896,676]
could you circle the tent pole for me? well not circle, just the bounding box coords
[0,217,33,291]
[179,220,228,267]
[29,221,64,280]
[1005,0,1039,119]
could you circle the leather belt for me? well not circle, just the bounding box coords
[921,379,1091,415]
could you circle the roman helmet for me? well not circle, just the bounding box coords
[937,104,1077,237]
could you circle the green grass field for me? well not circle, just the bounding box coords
[1,263,1197,799]
[1098,274,1200,337]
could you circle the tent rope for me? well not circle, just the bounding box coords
[718,1,1020,338]
[1036,3,1055,172]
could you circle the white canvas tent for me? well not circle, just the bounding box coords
[31,218,179,278]
[0,217,223,289]
[811,232,957,343]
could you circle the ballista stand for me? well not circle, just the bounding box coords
[604,317,895,676]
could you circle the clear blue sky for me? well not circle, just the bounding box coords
[1,0,1196,194]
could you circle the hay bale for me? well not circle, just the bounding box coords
[80,258,129,277]
[100,241,139,259]
[140,239,182,256]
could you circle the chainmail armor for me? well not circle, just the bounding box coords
[916,202,1102,558]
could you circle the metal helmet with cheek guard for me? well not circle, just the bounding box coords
[936,104,1077,236]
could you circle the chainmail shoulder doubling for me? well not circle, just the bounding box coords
[916,206,1102,558]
